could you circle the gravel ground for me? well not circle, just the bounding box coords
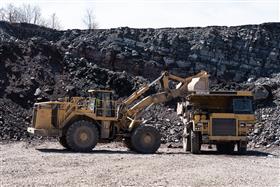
[0,142,279,187]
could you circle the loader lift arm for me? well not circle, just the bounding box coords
[121,71,209,120]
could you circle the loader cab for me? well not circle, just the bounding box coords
[88,89,116,117]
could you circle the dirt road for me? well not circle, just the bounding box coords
[0,142,279,186]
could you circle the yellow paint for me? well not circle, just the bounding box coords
[236,91,253,96]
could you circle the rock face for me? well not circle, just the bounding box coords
[62,23,280,82]
[1,22,280,82]
[0,21,279,148]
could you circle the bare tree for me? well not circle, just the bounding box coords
[0,3,62,30]
[39,18,49,28]
[83,9,98,29]
[48,13,61,30]
[5,4,22,23]
[19,4,42,24]
[0,4,42,24]
[32,6,41,24]
[19,4,32,23]
[0,8,6,20]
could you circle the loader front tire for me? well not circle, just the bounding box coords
[66,120,99,152]
[131,125,161,154]
[59,136,70,150]
[123,138,134,151]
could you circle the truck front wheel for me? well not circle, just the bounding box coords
[182,124,191,152]
[131,125,161,154]
[66,120,99,152]
[237,141,247,155]
[191,130,201,154]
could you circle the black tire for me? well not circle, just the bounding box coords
[191,130,201,154]
[59,136,70,149]
[123,138,134,150]
[216,144,225,153]
[237,141,247,155]
[216,143,235,154]
[131,125,161,154]
[182,125,191,152]
[66,120,99,152]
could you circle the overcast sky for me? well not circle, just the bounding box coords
[0,0,279,29]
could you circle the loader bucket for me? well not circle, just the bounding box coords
[187,76,209,93]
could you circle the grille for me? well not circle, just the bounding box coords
[212,118,236,136]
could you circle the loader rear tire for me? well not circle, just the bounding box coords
[66,120,99,152]
[131,125,161,154]
[59,136,70,150]
[182,125,191,152]
[191,130,201,154]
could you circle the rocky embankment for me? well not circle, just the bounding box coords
[0,21,279,148]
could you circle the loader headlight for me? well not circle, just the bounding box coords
[88,102,95,111]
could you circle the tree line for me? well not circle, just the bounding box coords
[0,4,97,30]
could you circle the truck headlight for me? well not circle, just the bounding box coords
[246,123,254,131]
[246,123,253,127]
[240,122,246,127]
[197,122,203,128]
[195,122,203,131]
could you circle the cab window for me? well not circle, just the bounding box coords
[233,99,253,114]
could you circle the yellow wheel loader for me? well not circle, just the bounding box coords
[27,71,209,153]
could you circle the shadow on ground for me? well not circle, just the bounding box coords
[36,148,277,157]
[161,149,278,157]
[37,148,136,155]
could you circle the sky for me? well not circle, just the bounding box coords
[0,0,279,29]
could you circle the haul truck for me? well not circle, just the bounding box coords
[177,91,255,154]
[28,71,209,153]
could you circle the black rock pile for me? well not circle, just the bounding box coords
[142,105,183,144]
[247,73,280,148]
[0,21,279,148]
[0,99,30,140]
